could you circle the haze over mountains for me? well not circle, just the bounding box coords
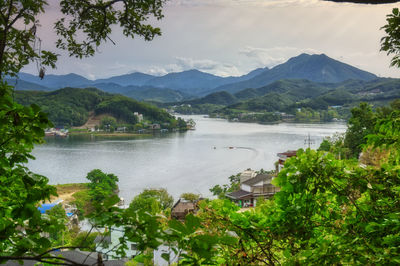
[9,53,380,102]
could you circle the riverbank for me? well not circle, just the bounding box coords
[51,183,88,204]
[68,131,153,137]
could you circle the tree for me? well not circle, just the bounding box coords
[343,102,376,158]
[0,0,166,78]
[0,81,58,263]
[381,8,400,68]
[86,169,119,205]
[45,204,69,246]
[129,188,173,214]
[100,116,117,131]
[0,0,166,264]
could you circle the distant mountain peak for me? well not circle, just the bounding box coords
[210,53,378,94]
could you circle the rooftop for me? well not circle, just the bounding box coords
[242,174,272,186]
[277,150,297,159]
[226,189,253,199]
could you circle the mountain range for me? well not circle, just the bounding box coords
[9,53,379,102]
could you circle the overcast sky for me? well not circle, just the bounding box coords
[22,0,400,80]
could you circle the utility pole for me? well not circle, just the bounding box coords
[304,133,315,149]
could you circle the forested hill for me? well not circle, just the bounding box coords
[15,87,176,127]
[169,77,400,122]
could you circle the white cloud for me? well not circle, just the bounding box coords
[175,57,219,70]
[142,57,241,77]
[239,46,320,68]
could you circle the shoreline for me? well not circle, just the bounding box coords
[68,131,152,137]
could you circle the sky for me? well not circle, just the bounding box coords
[22,0,400,80]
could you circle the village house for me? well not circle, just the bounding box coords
[226,170,280,207]
[276,150,297,173]
[134,112,143,122]
[95,227,179,265]
[171,198,200,220]
[150,123,161,130]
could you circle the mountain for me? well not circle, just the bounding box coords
[6,78,52,91]
[180,91,238,106]
[144,69,226,93]
[234,79,331,100]
[122,86,189,102]
[95,72,155,86]
[81,83,189,102]
[212,53,378,94]
[218,67,269,86]
[218,77,400,116]
[18,72,92,89]
[14,53,378,98]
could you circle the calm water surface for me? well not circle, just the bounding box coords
[28,116,346,202]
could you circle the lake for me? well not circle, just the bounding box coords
[28,116,347,202]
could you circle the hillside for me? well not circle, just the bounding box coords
[167,77,400,123]
[81,83,189,102]
[15,88,177,127]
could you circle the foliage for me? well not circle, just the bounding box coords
[0,1,57,78]
[177,117,188,129]
[173,103,224,115]
[0,80,59,262]
[55,0,165,59]
[344,102,376,158]
[69,231,100,251]
[45,204,69,246]
[180,193,200,202]
[210,173,240,199]
[71,189,92,217]
[0,0,168,264]
[86,169,119,206]
[129,188,173,214]
[381,8,400,68]
[100,116,118,130]
[204,77,400,123]
[15,87,179,127]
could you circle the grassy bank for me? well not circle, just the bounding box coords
[51,183,89,204]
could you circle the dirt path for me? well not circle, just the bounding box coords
[50,183,88,204]
[73,112,109,130]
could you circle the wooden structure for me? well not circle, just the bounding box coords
[226,174,280,207]
[171,199,199,220]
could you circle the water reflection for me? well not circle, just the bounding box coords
[28,116,346,202]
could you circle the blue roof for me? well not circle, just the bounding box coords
[38,203,58,214]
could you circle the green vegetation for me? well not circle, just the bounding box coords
[86,169,119,206]
[129,188,174,215]
[15,88,105,126]
[173,103,224,115]
[168,78,400,124]
[71,189,92,217]
[15,88,186,129]
[209,173,240,199]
